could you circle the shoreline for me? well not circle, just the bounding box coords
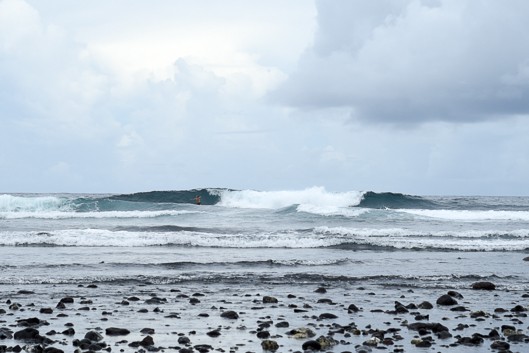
[0,281,527,353]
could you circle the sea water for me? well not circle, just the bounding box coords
[1,187,528,290]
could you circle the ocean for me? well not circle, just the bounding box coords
[0,187,528,351]
[1,187,528,289]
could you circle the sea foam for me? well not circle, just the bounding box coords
[217,187,364,209]
[0,194,66,212]
[2,227,528,251]
[0,210,199,220]
[399,209,529,221]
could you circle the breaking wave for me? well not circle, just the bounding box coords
[1,227,528,251]
[2,188,527,215]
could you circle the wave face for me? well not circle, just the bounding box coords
[109,188,223,206]
[0,194,68,212]
[0,189,221,214]
[357,191,439,209]
[2,188,528,214]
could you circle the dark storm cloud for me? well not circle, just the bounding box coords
[273,0,529,123]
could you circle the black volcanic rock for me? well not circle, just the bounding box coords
[436,294,458,306]
[105,327,130,336]
[472,281,496,290]
[220,310,239,319]
[14,328,41,342]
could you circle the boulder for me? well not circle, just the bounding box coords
[16,317,46,327]
[394,301,409,313]
[263,296,278,304]
[105,327,130,336]
[447,290,463,299]
[261,339,279,351]
[43,347,64,353]
[436,294,458,306]
[39,308,53,314]
[178,336,191,344]
[144,297,167,305]
[408,322,449,334]
[62,328,75,336]
[287,327,316,339]
[256,331,270,339]
[318,313,338,320]
[206,330,221,337]
[0,327,13,340]
[140,335,154,347]
[347,304,360,312]
[84,331,103,342]
[457,335,484,346]
[220,310,239,319]
[490,341,510,350]
[507,333,529,342]
[140,328,155,335]
[418,301,433,309]
[301,340,321,351]
[13,328,41,341]
[17,290,35,295]
[472,281,496,290]
[316,335,338,348]
[355,345,372,353]
[511,305,527,312]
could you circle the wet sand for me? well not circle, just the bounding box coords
[0,281,527,353]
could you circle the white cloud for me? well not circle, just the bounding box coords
[0,0,320,192]
[2,0,529,196]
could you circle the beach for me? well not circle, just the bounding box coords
[0,249,527,352]
[0,190,528,352]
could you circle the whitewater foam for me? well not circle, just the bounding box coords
[314,226,529,251]
[399,209,529,221]
[314,226,529,238]
[2,226,528,251]
[217,187,364,209]
[296,204,369,217]
[0,210,199,219]
[0,194,67,212]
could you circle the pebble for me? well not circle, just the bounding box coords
[0,283,526,353]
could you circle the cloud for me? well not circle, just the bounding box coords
[274,0,529,124]
[0,0,318,192]
[3,0,527,195]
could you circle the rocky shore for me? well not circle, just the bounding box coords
[0,281,527,353]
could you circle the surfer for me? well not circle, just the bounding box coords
[195,195,201,205]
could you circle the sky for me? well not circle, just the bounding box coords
[1,0,529,195]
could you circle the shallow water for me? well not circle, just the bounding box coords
[0,189,528,351]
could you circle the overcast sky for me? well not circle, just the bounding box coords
[1,0,529,195]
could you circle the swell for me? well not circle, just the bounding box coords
[108,188,223,206]
[358,191,440,209]
[3,190,528,213]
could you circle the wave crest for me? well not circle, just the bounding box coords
[0,194,68,212]
[1,228,528,251]
[217,187,364,209]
